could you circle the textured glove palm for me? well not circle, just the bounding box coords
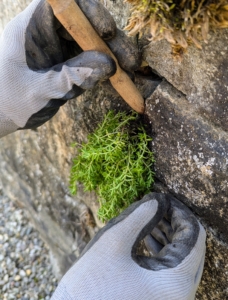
[52,193,206,300]
[0,0,139,137]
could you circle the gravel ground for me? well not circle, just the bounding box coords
[0,195,58,300]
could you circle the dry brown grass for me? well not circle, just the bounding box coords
[125,0,228,54]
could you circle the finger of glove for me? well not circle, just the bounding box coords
[57,7,140,73]
[77,0,116,40]
[145,218,178,255]
[38,51,116,100]
[135,194,206,272]
[106,29,141,72]
[80,193,170,257]
[24,0,114,71]
[144,234,164,255]
[151,227,170,246]
[166,195,202,245]
[56,0,116,42]
[19,51,115,130]
[24,0,139,76]
[24,0,65,71]
[156,218,174,242]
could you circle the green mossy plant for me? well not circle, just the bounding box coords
[125,0,228,55]
[69,111,154,222]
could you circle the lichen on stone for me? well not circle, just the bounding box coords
[125,0,228,54]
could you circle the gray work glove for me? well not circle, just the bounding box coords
[51,193,206,300]
[0,0,140,138]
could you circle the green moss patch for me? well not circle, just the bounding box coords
[70,111,154,222]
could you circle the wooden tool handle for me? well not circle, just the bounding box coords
[47,0,145,114]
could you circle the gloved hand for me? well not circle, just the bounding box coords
[51,193,206,300]
[0,0,140,138]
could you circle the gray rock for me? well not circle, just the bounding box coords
[0,280,5,287]
[3,274,8,283]
[144,32,228,132]
[2,285,7,292]
[19,270,26,277]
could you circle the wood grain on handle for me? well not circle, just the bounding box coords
[47,0,145,114]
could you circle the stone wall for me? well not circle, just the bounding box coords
[0,0,228,298]
[0,0,31,35]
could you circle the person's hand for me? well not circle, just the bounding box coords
[0,0,140,138]
[51,193,206,300]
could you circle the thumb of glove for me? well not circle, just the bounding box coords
[37,51,116,100]
[0,50,116,129]
[82,193,170,257]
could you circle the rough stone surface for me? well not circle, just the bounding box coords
[144,31,228,132]
[145,81,228,242]
[0,1,228,299]
[102,0,131,30]
[0,0,31,35]
[196,228,228,299]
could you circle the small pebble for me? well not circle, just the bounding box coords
[0,280,5,287]
[19,270,26,277]
[14,275,21,282]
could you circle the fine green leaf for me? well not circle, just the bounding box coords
[69,111,155,222]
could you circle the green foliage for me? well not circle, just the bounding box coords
[125,0,228,55]
[69,111,154,222]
